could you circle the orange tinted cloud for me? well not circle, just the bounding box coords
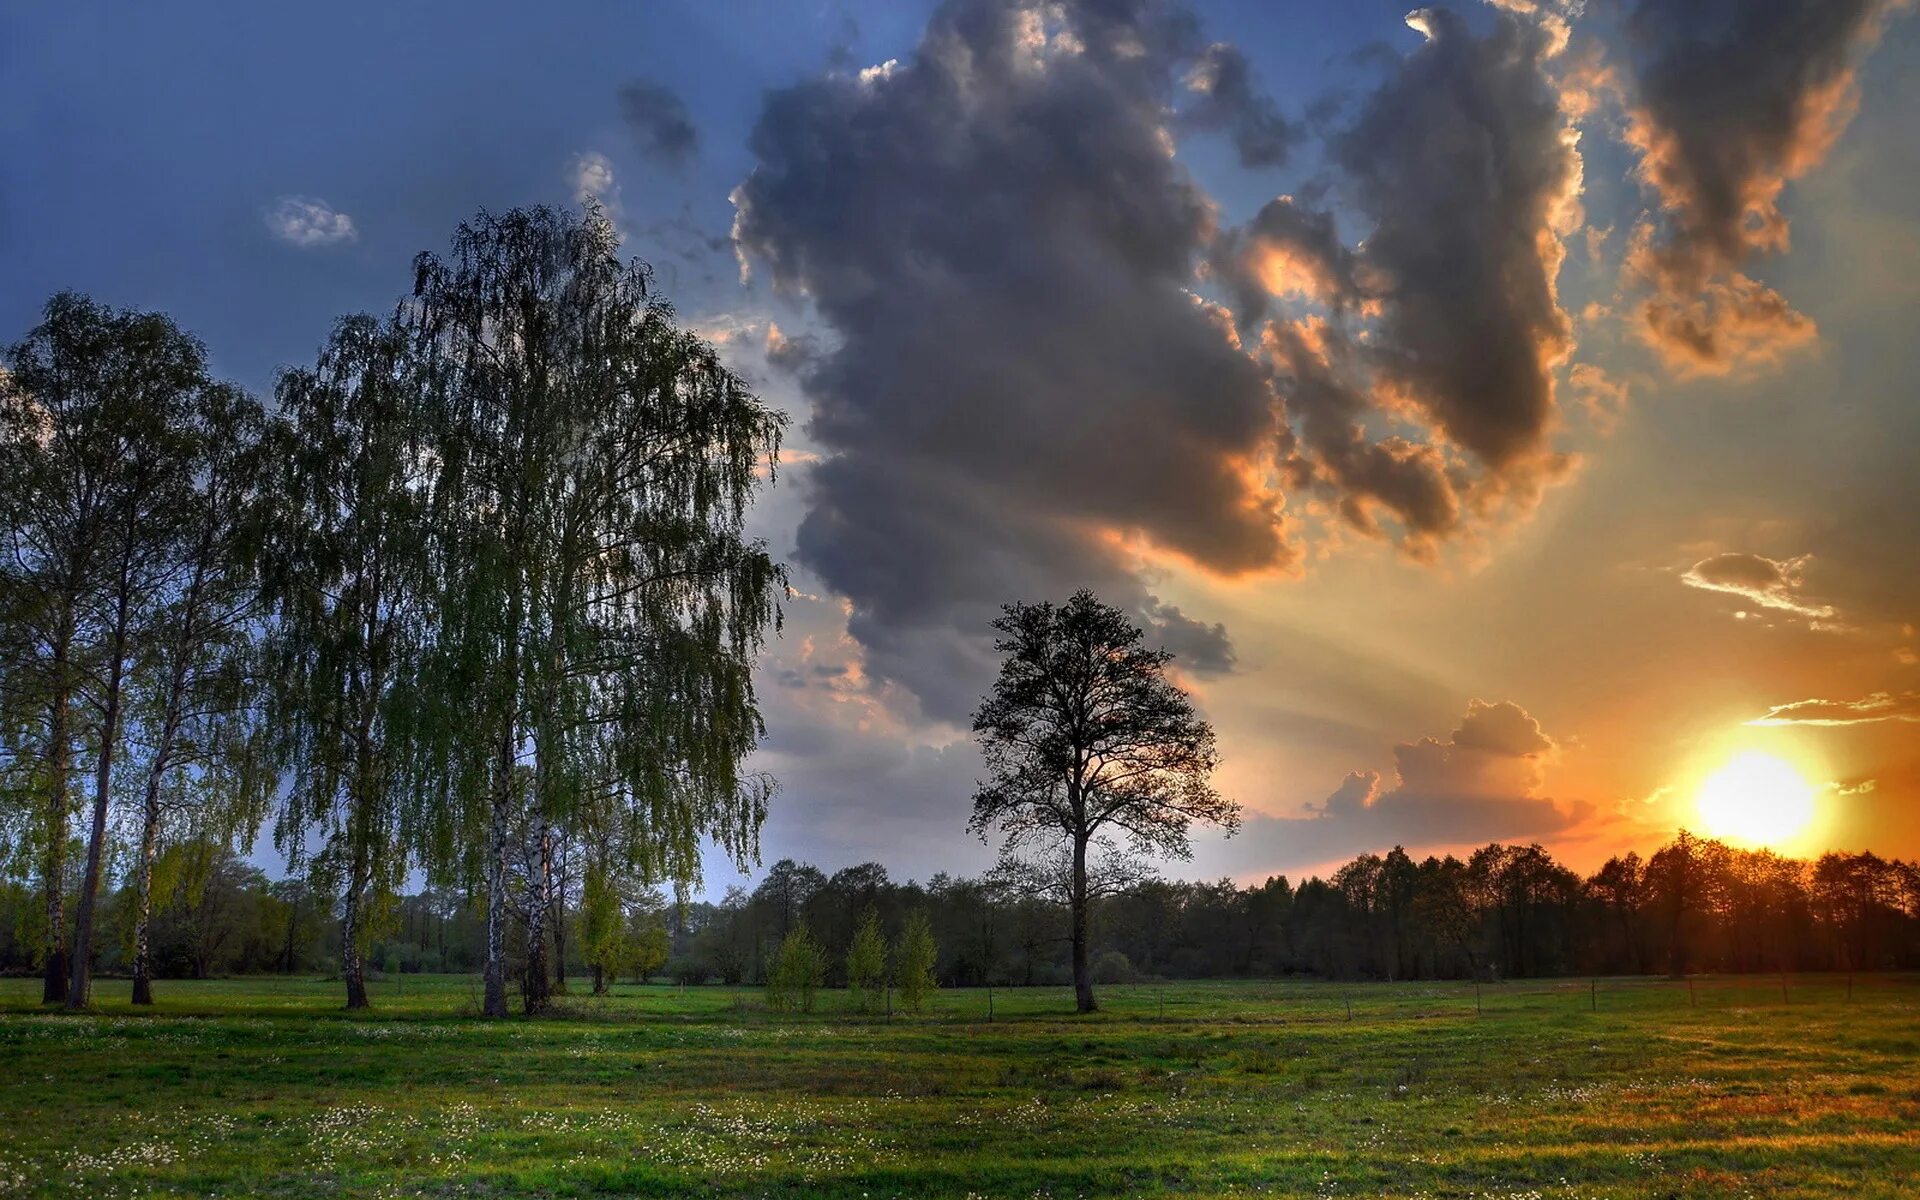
[1612,0,1907,372]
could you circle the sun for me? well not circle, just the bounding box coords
[1694,752,1817,848]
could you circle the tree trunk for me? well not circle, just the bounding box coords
[130,792,162,1005]
[592,964,606,996]
[1072,832,1095,1013]
[40,627,73,1005]
[482,726,513,1018]
[342,877,370,1010]
[523,814,553,1015]
[132,653,194,1006]
[69,587,133,1009]
[550,840,568,994]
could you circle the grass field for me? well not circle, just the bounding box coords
[2,974,1917,1198]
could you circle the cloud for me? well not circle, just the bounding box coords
[1748,692,1920,726]
[569,151,618,206]
[1611,0,1908,373]
[1222,698,1580,870]
[264,196,356,247]
[617,79,699,167]
[1327,6,1581,472]
[732,0,1286,716]
[1180,42,1301,168]
[1680,551,1839,623]
[1567,362,1630,433]
[1213,6,1583,549]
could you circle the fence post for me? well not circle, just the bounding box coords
[1474,980,1481,1016]
[1346,991,1353,1021]
[1590,978,1596,1013]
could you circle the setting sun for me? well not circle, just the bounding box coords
[1696,752,1818,848]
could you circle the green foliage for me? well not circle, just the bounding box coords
[400,205,787,1015]
[631,917,670,984]
[894,910,938,1012]
[846,906,888,1011]
[766,926,826,1013]
[579,860,631,991]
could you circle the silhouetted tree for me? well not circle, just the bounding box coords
[970,590,1238,1012]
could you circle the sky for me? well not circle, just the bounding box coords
[5,0,1919,893]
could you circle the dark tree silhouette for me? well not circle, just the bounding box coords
[970,590,1239,1012]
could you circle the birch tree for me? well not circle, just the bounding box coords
[265,315,436,1010]
[0,293,206,1007]
[405,205,784,1017]
[125,383,275,1004]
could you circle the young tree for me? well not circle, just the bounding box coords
[632,913,670,984]
[766,925,826,1013]
[264,315,437,1010]
[846,906,888,1012]
[893,909,938,1013]
[970,590,1238,1012]
[405,205,784,1017]
[579,857,635,995]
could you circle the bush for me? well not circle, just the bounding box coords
[666,956,708,987]
[1092,950,1133,985]
[766,926,826,1013]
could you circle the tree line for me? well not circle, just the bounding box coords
[0,204,784,1014]
[4,834,1913,1006]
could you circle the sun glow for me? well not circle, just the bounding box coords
[1694,751,1818,848]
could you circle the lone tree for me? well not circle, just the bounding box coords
[969,590,1237,1012]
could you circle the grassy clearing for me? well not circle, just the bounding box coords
[1,975,1916,1198]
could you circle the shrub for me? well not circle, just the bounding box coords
[1092,950,1133,985]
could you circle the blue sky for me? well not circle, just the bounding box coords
[7,1,1920,895]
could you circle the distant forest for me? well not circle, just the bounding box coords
[3,832,1914,987]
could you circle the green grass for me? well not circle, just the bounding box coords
[2,974,1916,1198]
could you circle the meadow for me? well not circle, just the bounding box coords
[1,975,1916,1199]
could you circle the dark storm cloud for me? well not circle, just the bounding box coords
[1328,6,1580,471]
[1180,42,1302,169]
[1209,5,1582,548]
[1612,0,1906,372]
[1207,197,1359,331]
[1264,319,1461,544]
[617,79,699,167]
[733,0,1286,715]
